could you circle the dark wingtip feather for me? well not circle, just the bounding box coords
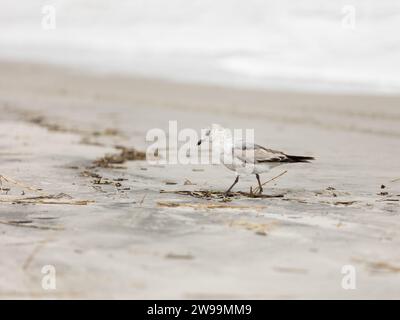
[286,155,315,163]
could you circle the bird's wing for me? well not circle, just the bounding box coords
[233,142,290,164]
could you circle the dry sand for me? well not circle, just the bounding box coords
[0,61,399,299]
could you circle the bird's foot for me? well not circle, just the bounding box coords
[224,191,232,197]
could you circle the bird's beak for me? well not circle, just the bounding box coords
[197,139,203,146]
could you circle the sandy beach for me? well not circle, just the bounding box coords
[1,61,400,299]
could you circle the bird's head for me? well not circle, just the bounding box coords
[197,124,227,146]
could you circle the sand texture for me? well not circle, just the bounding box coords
[0,62,400,299]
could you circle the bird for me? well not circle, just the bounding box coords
[197,124,314,194]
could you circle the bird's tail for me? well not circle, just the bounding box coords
[286,155,315,163]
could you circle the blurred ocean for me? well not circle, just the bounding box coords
[1,0,400,94]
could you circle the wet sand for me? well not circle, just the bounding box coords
[0,61,400,299]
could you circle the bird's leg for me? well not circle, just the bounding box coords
[256,174,263,194]
[225,175,239,195]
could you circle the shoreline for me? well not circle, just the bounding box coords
[3,59,400,98]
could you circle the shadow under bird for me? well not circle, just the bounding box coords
[197,124,315,194]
